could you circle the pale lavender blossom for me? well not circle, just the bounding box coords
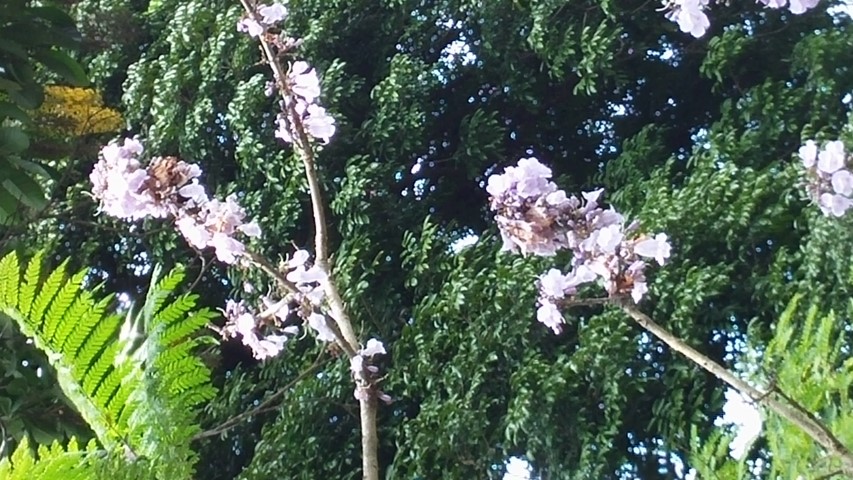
[486,157,572,255]
[239,221,262,238]
[258,3,287,24]
[178,180,207,203]
[818,141,846,174]
[289,61,321,103]
[237,18,263,38]
[287,264,327,285]
[90,139,157,219]
[360,338,386,357]
[665,0,710,38]
[218,299,300,360]
[288,249,311,268]
[799,140,818,168]
[539,269,572,299]
[787,0,820,13]
[631,281,649,304]
[308,312,337,342]
[350,354,365,376]
[91,138,261,265]
[236,3,287,38]
[537,302,565,334]
[285,250,327,305]
[303,104,336,143]
[634,233,672,266]
[832,170,853,196]
[757,0,820,13]
[800,139,853,218]
[489,157,674,333]
[274,113,293,143]
[210,233,246,264]
[261,296,291,322]
[820,192,853,217]
[176,216,211,249]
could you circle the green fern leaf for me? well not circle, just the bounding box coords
[60,296,109,358]
[73,313,120,371]
[94,362,134,420]
[0,436,107,480]
[82,343,120,398]
[108,365,142,426]
[1,252,215,480]
[161,308,216,347]
[43,269,88,347]
[18,250,44,321]
[0,250,19,306]
[153,293,197,327]
[141,264,185,329]
[29,258,69,328]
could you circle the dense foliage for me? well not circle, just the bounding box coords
[2,0,853,478]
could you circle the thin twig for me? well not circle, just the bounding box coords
[562,296,617,308]
[617,300,853,475]
[192,350,330,441]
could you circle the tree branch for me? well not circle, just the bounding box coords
[235,3,379,479]
[192,350,330,441]
[617,300,853,474]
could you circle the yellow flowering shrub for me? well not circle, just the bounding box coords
[36,86,123,136]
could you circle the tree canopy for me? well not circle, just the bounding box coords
[2,0,853,478]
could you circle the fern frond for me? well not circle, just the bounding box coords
[1,251,216,480]
[61,297,111,358]
[0,252,122,449]
[73,314,120,371]
[82,343,120,398]
[30,258,70,328]
[161,308,216,347]
[0,251,19,306]
[95,363,135,415]
[18,250,44,320]
[108,366,142,427]
[153,293,197,327]
[0,436,104,480]
[141,264,185,330]
[43,269,88,347]
[766,293,802,360]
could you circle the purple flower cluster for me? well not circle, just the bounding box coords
[235,3,335,145]
[219,299,298,360]
[661,0,819,38]
[351,339,391,404]
[90,138,261,264]
[237,3,287,38]
[274,61,336,144]
[486,157,576,256]
[487,157,672,333]
[800,140,853,217]
[757,0,819,14]
[219,249,334,359]
[665,0,710,38]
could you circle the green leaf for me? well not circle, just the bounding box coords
[1,168,47,210]
[8,81,43,109]
[33,49,88,86]
[0,39,28,59]
[0,78,22,93]
[10,157,52,179]
[0,127,29,154]
[29,6,76,28]
[0,101,29,122]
